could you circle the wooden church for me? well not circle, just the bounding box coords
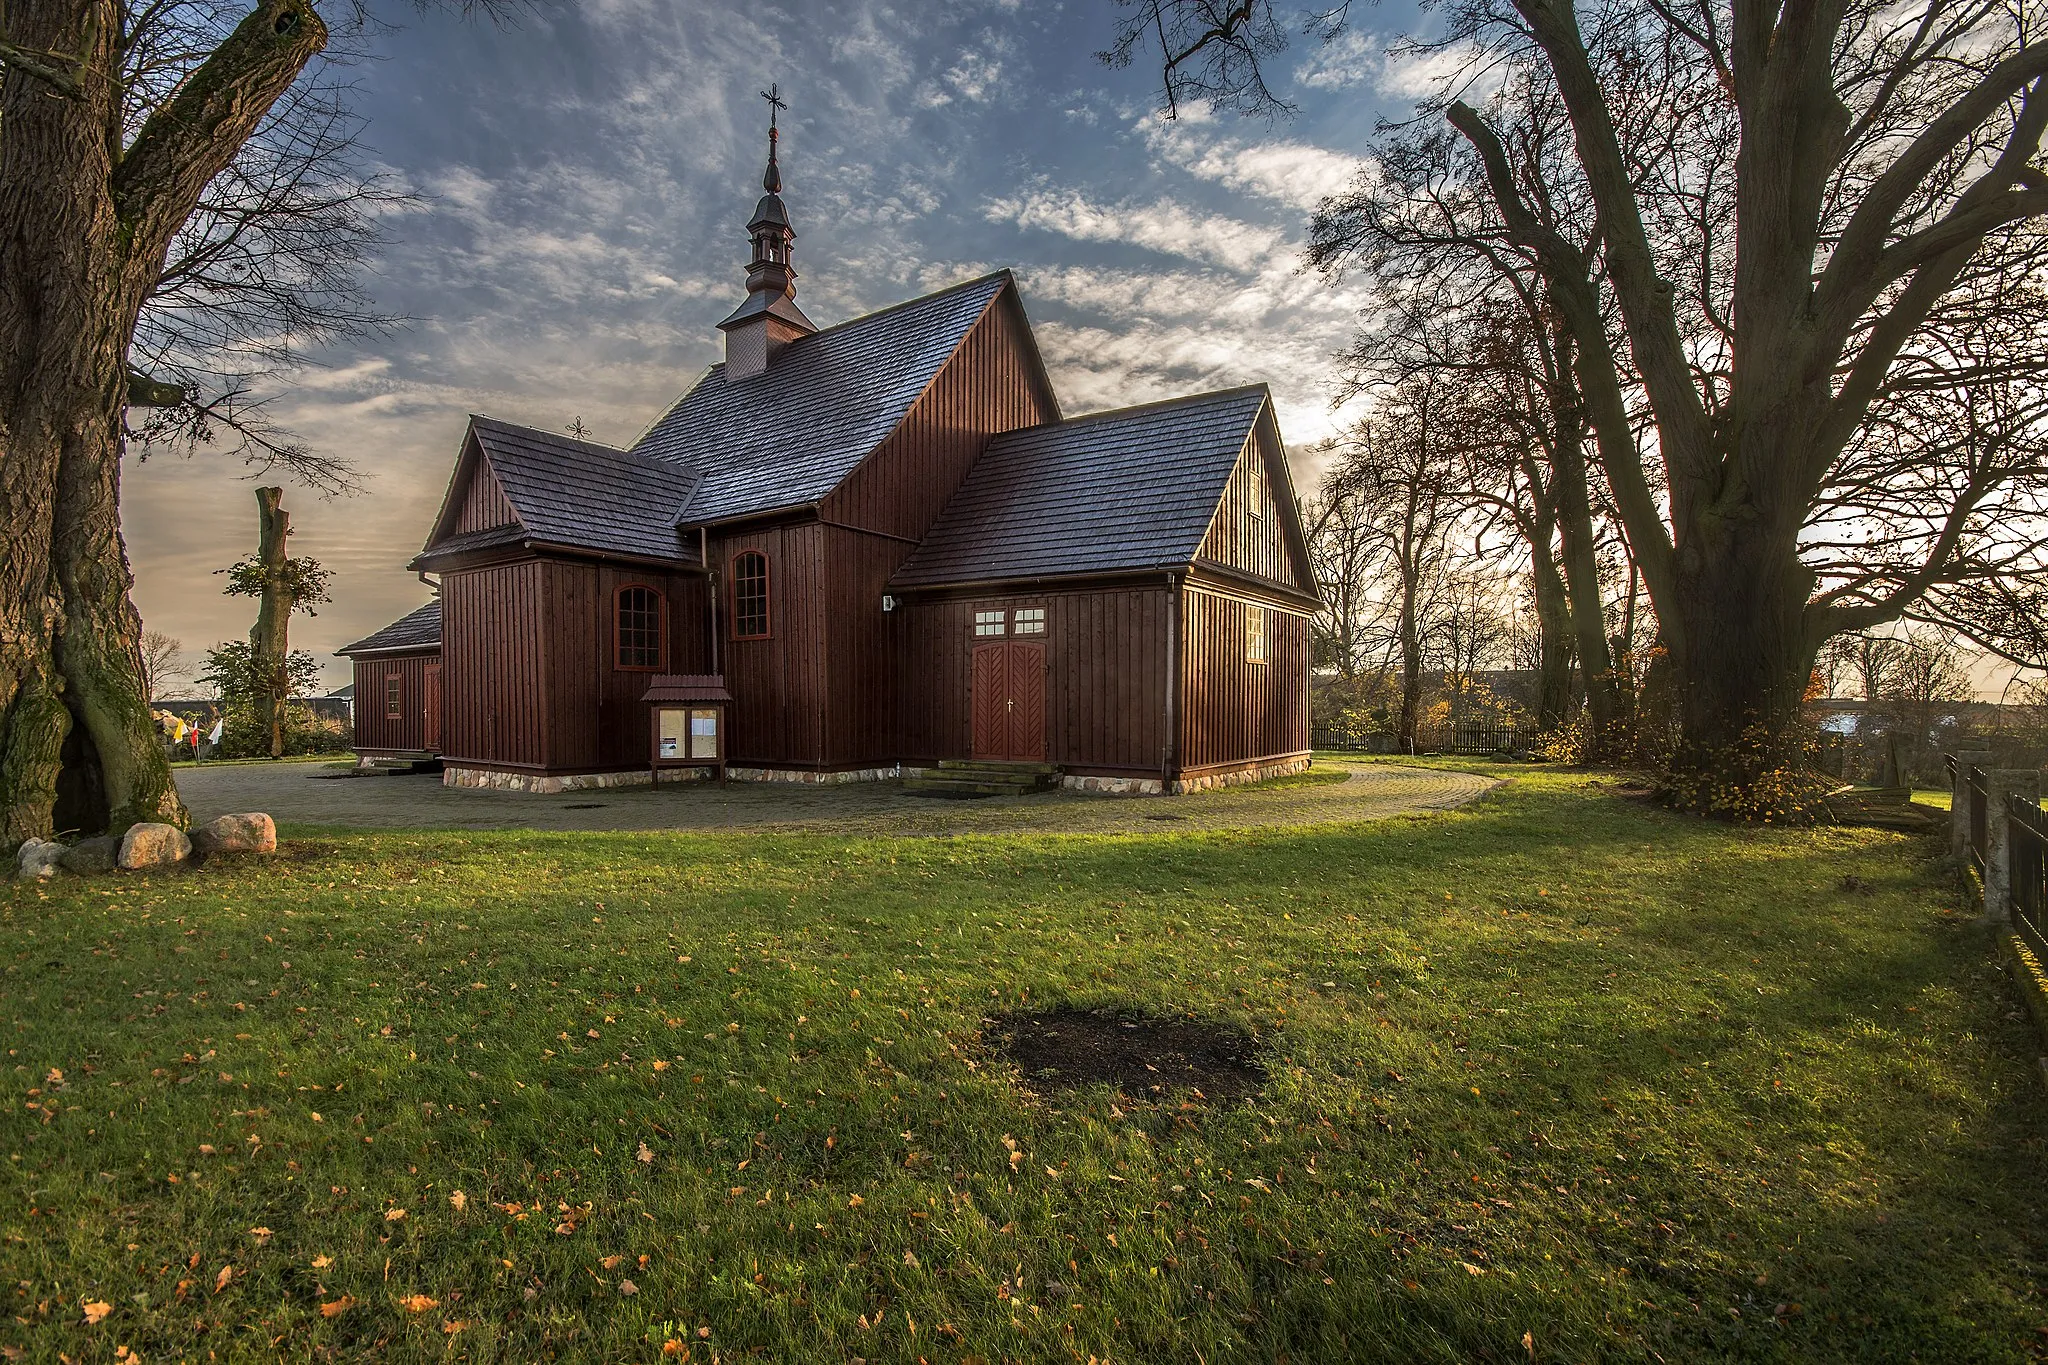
[341,114,1320,795]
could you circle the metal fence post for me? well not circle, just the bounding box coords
[1952,750,1991,863]
[1983,769,2043,924]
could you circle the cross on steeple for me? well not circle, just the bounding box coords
[759,83,786,193]
[718,77,815,378]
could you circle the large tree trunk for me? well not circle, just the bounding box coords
[1659,523,1821,814]
[1396,568,1423,752]
[1529,527,1576,732]
[0,0,325,849]
[248,486,293,758]
[1552,428,1623,755]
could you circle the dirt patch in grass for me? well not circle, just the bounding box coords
[988,1006,1266,1102]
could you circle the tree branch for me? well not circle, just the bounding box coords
[111,0,327,275]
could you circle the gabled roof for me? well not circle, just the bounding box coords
[338,600,441,657]
[633,272,1022,524]
[890,386,1278,589]
[420,418,702,564]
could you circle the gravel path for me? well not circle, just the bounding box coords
[174,758,1497,837]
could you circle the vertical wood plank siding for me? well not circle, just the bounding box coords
[349,651,439,753]
[824,291,1057,539]
[1197,433,1298,587]
[442,561,547,767]
[712,523,828,766]
[454,454,518,533]
[708,290,1055,770]
[1179,587,1310,770]
[897,587,1170,774]
[442,555,708,773]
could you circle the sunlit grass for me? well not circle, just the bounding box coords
[4,770,2042,1362]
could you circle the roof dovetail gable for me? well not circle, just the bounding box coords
[631,271,1018,525]
[419,417,702,564]
[891,386,1308,591]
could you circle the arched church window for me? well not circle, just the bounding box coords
[615,585,663,670]
[732,552,771,639]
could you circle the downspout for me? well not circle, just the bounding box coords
[1164,570,1181,790]
[703,527,721,678]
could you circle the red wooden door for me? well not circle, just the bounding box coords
[971,643,1009,759]
[970,642,1045,761]
[1008,642,1045,761]
[423,661,442,752]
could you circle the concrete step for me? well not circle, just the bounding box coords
[930,760,1061,788]
[902,776,1040,799]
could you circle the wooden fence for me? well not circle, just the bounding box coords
[2009,793,2048,966]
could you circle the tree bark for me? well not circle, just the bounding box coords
[1551,424,1623,754]
[248,486,293,758]
[0,0,326,848]
[1529,525,1576,731]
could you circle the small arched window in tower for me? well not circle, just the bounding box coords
[732,551,771,639]
[615,585,664,670]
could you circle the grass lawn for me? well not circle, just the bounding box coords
[5,768,2045,1362]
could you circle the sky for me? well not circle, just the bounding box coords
[122,0,1438,695]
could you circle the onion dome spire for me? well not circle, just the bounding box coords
[717,82,816,379]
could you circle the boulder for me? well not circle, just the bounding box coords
[60,836,119,875]
[191,813,276,857]
[14,839,63,882]
[117,822,191,871]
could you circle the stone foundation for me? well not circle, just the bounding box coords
[1170,755,1311,794]
[1061,773,1165,796]
[724,764,903,785]
[443,766,656,795]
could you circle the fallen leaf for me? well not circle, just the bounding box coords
[638,1142,655,1165]
[442,1319,468,1333]
[213,1265,233,1293]
[661,1341,686,1357]
[847,1194,864,1208]
[398,1294,437,1313]
[311,1255,334,1269]
[320,1295,355,1318]
[197,1144,216,1156]
[384,1208,407,1223]
[249,1226,273,1245]
[82,1301,112,1325]
[652,1060,670,1072]
[601,1254,624,1270]
[1460,1261,1487,1276]
[449,1190,467,1212]
[619,1279,638,1296]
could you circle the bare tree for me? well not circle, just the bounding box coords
[1104,0,2048,816]
[0,0,508,850]
[139,631,183,702]
[1321,380,1469,749]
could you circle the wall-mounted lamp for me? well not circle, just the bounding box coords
[881,595,898,613]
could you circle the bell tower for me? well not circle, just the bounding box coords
[718,84,816,380]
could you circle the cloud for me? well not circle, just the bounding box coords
[984,188,1286,271]
[1294,28,1501,103]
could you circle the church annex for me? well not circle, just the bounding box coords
[340,116,1321,795]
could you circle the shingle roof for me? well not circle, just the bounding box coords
[633,272,1015,524]
[455,418,702,562]
[890,386,1271,588]
[338,600,441,656]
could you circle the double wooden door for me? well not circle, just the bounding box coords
[971,641,1045,761]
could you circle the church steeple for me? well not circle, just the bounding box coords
[718,84,816,380]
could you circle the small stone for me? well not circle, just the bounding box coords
[190,813,276,857]
[14,839,63,881]
[60,836,120,875]
[117,823,190,871]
